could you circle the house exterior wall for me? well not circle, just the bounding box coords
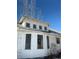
[17,17,61,58]
[17,30,48,58]
[17,29,61,58]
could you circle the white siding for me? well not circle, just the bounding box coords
[17,31,49,58]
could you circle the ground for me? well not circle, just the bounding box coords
[18,52,61,59]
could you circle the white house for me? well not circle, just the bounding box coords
[17,16,61,59]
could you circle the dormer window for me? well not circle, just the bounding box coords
[39,26,42,30]
[44,27,47,30]
[26,23,30,28]
[33,24,36,29]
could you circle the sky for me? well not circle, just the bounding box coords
[17,0,61,32]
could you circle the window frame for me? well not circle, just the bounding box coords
[25,34,31,49]
[37,35,43,49]
[26,23,30,28]
[47,36,49,49]
[44,27,47,30]
[56,38,60,44]
[33,24,36,29]
[39,25,42,30]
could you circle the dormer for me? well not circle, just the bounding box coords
[18,16,49,31]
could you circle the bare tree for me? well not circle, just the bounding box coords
[50,43,58,55]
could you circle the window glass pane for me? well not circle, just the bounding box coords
[33,24,36,29]
[37,35,43,49]
[25,34,31,49]
[47,36,49,49]
[56,38,60,44]
[39,26,42,30]
[44,27,47,30]
[26,23,30,28]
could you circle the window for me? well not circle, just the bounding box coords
[26,23,30,28]
[37,35,43,49]
[47,36,49,49]
[39,26,42,30]
[56,38,60,44]
[25,34,31,49]
[44,27,47,30]
[33,24,36,29]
